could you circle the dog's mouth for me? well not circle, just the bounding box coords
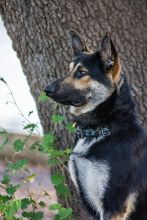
[50,97,86,107]
[72,100,85,107]
[44,84,87,107]
[71,100,84,107]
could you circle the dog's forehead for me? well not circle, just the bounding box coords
[70,53,97,70]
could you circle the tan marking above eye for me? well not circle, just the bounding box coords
[69,62,74,72]
[69,62,83,75]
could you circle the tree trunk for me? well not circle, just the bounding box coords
[0,0,147,219]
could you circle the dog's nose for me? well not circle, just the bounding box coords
[44,84,56,96]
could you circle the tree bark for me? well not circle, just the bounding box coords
[0,0,147,219]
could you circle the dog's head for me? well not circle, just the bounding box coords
[45,30,121,115]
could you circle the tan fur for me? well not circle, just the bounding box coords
[63,75,91,90]
[74,76,91,89]
[85,47,93,54]
[69,62,82,75]
[70,62,89,75]
[110,193,137,220]
[108,57,121,83]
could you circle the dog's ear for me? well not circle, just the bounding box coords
[100,34,121,82]
[100,33,116,69]
[70,29,88,56]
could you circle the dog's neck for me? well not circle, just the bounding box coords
[71,75,137,131]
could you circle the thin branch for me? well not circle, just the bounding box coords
[0,77,40,135]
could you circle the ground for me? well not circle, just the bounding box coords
[0,161,56,219]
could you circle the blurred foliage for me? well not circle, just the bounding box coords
[0,79,74,219]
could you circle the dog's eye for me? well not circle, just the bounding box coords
[74,70,88,79]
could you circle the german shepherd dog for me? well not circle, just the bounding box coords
[45,30,147,220]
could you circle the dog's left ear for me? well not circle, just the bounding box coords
[70,29,88,56]
[100,34,121,82]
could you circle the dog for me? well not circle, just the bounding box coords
[44,29,147,220]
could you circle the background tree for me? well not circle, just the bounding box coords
[0,0,147,219]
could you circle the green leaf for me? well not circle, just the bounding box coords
[0,138,9,150]
[42,134,56,152]
[65,148,72,156]
[22,211,44,220]
[21,198,31,209]
[38,91,49,103]
[30,141,42,151]
[0,203,5,212]
[22,211,32,218]
[49,203,61,210]
[51,173,65,186]
[0,128,8,135]
[39,201,46,207]
[48,158,58,166]
[13,139,25,152]
[28,111,33,117]
[0,195,11,203]
[58,207,73,219]
[66,123,76,133]
[2,175,10,185]
[55,184,70,196]
[0,200,21,219]
[55,214,61,220]
[43,134,55,146]
[6,184,19,195]
[33,212,44,220]
[23,123,37,132]
[0,129,9,149]
[51,115,65,123]
[8,159,28,171]
[54,207,73,220]
[4,199,21,219]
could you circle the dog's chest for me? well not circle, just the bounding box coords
[68,138,110,217]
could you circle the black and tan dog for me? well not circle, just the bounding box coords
[45,30,147,220]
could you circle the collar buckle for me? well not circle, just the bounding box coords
[99,127,111,137]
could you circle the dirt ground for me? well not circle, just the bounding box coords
[0,161,56,219]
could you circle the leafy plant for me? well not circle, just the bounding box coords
[50,203,73,220]
[0,78,75,219]
[38,92,49,103]
[0,128,9,150]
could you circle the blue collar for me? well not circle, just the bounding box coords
[76,126,111,139]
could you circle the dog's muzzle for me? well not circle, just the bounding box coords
[44,80,59,97]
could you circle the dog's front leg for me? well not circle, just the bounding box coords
[104,213,114,220]
[103,212,129,220]
[91,213,115,220]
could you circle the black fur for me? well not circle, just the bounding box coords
[72,76,147,219]
[44,31,147,219]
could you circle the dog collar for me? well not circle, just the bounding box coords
[76,126,111,139]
